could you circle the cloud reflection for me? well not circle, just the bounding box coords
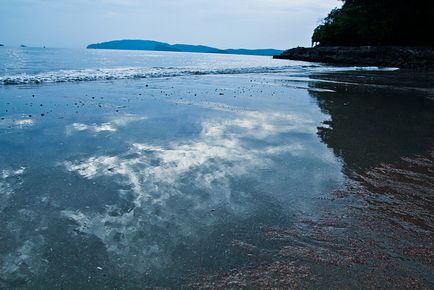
[0,118,34,129]
[0,167,26,211]
[62,108,339,270]
[0,167,46,285]
[66,114,146,134]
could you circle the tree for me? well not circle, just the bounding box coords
[312,0,434,46]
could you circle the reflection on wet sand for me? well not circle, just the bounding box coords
[310,72,434,283]
[194,72,434,288]
[1,69,433,288]
[311,71,434,171]
[195,147,434,288]
[60,107,341,284]
[66,115,146,134]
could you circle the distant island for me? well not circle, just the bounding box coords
[275,0,434,69]
[87,40,283,56]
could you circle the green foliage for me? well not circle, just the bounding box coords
[312,0,434,46]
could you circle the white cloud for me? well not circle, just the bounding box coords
[0,166,52,283]
[0,236,46,282]
[65,109,315,202]
[1,0,339,48]
[71,122,116,133]
[0,118,34,129]
[0,167,26,212]
[2,167,26,179]
[62,106,341,269]
[66,114,146,134]
[14,119,33,126]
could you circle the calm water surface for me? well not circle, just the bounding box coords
[0,48,433,288]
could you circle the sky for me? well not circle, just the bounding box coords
[0,0,340,49]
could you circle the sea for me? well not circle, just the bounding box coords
[0,47,433,288]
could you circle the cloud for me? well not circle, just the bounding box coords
[2,167,26,179]
[65,109,315,202]
[0,166,50,284]
[62,106,340,270]
[0,118,34,129]
[66,114,146,134]
[1,167,26,211]
[0,236,46,283]
[1,0,339,48]
[71,122,116,133]
[14,119,33,126]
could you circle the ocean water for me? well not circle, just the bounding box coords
[0,48,433,288]
[0,47,399,85]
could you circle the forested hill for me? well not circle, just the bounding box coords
[87,40,283,56]
[312,0,434,46]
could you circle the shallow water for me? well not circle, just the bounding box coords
[0,48,433,288]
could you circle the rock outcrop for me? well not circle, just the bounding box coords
[274,46,434,69]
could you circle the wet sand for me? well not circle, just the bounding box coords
[1,68,433,288]
[192,147,434,288]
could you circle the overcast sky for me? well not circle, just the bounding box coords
[0,0,340,49]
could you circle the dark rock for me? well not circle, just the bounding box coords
[274,46,434,69]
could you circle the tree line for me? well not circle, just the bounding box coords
[312,0,434,46]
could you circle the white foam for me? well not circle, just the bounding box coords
[0,65,399,85]
[0,66,295,85]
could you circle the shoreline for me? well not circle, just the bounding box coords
[274,46,434,69]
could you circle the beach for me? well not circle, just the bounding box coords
[0,48,433,288]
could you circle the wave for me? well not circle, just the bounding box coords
[0,65,399,85]
[0,66,296,85]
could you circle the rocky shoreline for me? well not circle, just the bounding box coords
[274,46,434,69]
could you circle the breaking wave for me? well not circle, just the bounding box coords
[0,65,399,85]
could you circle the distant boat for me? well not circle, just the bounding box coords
[0,44,4,47]
[20,44,27,48]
